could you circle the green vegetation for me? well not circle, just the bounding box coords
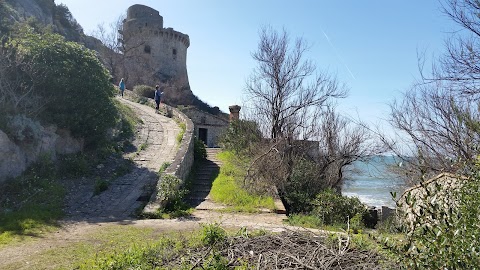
[389,176,480,269]
[311,188,367,227]
[133,84,155,99]
[7,27,118,147]
[40,225,167,270]
[0,156,64,246]
[285,189,368,232]
[176,122,186,144]
[94,178,109,195]
[200,222,227,246]
[79,225,221,269]
[287,214,324,229]
[139,142,148,151]
[158,162,171,173]
[79,224,392,269]
[113,99,139,146]
[0,22,138,243]
[219,120,262,155]
[142,174,192,219]
[210,151,275,212]
[194,137,207,161]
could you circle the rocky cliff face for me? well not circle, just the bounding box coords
[0,116,84,183]
[10,0,55,25]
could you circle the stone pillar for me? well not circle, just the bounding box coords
[228,105,241,121]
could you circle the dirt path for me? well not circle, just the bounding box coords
[0,98,292,269]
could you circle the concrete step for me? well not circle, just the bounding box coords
[190,190,211,197]
[196,169,217,175]
[191,180,212,185]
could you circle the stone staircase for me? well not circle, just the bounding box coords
[186,148,287,214]
[186,148,225,210]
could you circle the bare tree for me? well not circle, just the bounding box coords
[436,0,480,96]
[313,107,382,189]
[245,26,347,140]
[242,26,380,203]
[90,14,125,82]
[0,48,44,117]
[384,0,480,183]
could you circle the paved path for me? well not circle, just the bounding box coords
[64,98,180,222]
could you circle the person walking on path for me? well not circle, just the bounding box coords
[118,78,125,97]
[154,85,163,113]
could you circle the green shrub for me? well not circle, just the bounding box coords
[58,153,89,177]
[311,189,367,227]
[133,85,155,99]
[201,223,227,246]
[9,28,118,147]
[283,158,324,213]
[194,137,207,161]
[396,175,480,269]
[94,179,108,195]
[220,120,262,155]
[156,174,189,214]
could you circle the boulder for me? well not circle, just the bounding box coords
[0,130,26,183]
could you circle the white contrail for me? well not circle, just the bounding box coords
[321,28,356,80]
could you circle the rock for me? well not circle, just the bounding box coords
[0,130,26,183]
[11,0,54,25]
[0,118,84,183]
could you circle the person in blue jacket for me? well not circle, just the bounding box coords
[154,85,163,113]
[118,78,125,97]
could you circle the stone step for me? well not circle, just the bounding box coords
[192,180,212,185]
[191,183,212,189]
[191,188,210,195]
[196,169,217,174]
[190,189,211,195]
[187,194,211,201]
[190,183,211,189]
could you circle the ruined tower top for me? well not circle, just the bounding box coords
[121,4,190,91]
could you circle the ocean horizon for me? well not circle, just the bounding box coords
[341,156,405,208]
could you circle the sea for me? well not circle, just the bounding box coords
[341,156,405,208]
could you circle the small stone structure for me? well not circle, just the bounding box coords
[228,105,241,121]
[181,107,229,147]
[120,4,190,90]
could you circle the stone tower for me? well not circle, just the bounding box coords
[121,4,190,90]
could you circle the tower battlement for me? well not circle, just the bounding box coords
[121,4,190,90]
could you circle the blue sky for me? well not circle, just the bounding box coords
[56,0,459,127]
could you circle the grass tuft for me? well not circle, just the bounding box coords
[210,151,275,212]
